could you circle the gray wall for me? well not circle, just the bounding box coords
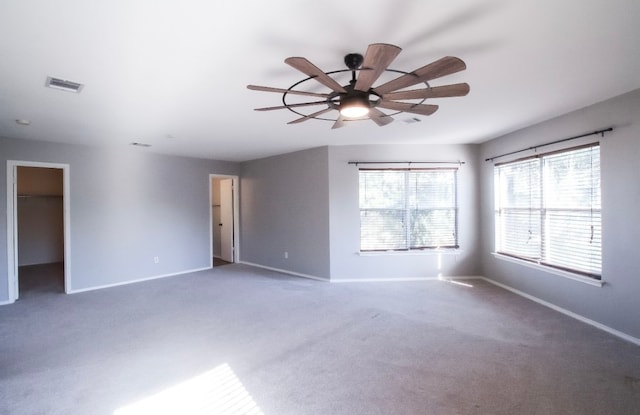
[479,88,640,339]
[0,137,239,301]
[240,147,331,279]
[328,144,481,280]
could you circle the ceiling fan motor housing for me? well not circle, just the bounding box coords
[344,53,364,70]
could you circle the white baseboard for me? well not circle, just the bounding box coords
[331,275,483,283]
[332,277,439,283]
[239,261,329,282]
[440,275,484,281]
[0,299,14,306]
[68,266,212,294]
[480,277,640,346]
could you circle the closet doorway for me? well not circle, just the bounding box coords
[6,161,71,301]
[210,175,239,266]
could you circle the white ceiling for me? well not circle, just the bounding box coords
[1,0,639,162]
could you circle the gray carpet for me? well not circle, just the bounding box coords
[1,263,639,415]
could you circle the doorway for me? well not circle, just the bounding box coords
[210,175,239,266]
[6,161,71,302]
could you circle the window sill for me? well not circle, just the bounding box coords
[491,253,604,287]
[359,249,461,256]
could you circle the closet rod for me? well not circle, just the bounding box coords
[485,127,613,162]
[348,161,465,166]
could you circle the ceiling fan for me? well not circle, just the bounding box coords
[247,43,469,129]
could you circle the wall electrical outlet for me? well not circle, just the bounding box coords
[154,256,160,264]
[284,251,288,259]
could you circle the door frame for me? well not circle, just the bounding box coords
[6,161,71,302]
[209,174,239,266]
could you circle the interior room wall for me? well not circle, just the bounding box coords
[328,144,481,281]
[0,137,239,302]
[17,166,64,265]
[478,88,640,340]
[240,146,331,279]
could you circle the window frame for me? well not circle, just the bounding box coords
[358,167,459,252]
[493,143,601,279]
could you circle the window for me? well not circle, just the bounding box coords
[494,144,601,278]
[359,168,458,251]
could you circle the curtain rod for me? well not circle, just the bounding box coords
[485,127,613,162]
[348,161,465,166]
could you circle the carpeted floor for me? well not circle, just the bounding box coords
[212,257,233,267]
[1,263,639,415]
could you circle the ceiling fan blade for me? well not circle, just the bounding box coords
[248,85,331,98]
[288,108,334,124]
[254,101,330,111]
[376,101,439,116]
[374,56,466,95]
[332,114,346,129]
[382,83,470,100]
[285,57,346,93]
[368,108,394,126]
[354,43,402,92]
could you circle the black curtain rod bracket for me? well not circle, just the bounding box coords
[485,127,613,162]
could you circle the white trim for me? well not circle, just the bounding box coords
[209,176,213,268]
[209,174,240,266]
[6,161,71,302]
[62,165,71,293]
[0,299,13,306]
[492,252,604,287]
[67,266,211,294]
[439,276,483,282]
[239,261,329,282]
[6,163,16,302]
[331,275,483,283]
[491,138,600,165]
[332,277,439,283]
[358,249,463,256]
[481,277,640,346]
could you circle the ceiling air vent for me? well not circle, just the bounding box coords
[45,76,84,93]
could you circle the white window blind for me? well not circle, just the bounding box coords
[359,169,458,251]
[494,144,601,278]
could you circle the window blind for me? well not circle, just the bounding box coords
[359,169,458,251]
[494,144,601,278]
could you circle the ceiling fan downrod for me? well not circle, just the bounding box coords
[344,53,364,83]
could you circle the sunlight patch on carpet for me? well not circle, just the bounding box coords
[114,363,263,415]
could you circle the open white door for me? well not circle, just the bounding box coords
[219,179,234,263]
[6,160,71,302]
[7,163,19,301]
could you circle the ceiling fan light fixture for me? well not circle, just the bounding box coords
[339,95,370,118]
[248,43,468,128]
